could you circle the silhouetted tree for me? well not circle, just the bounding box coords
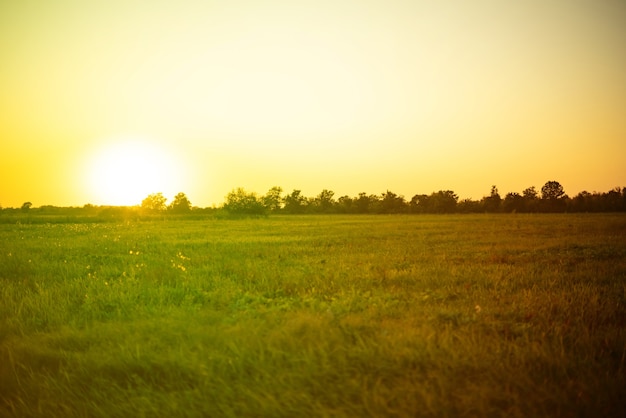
[283,190,308,214]
[503,192,524,213]
[21,202,32,212]
[482,186,502,213]
[224,188,266,215]
[355,192,377,213]
[313,189,336,213]
[336,195,354,213]
[571,191,593,212]
[169,192,192,213]
[603,187,624,212]
[409,194,429,213]
[457,198,482,213]
[409,191,457,213]
[379,190,407,213]
[541,181,565,200]
[430,190,458,213]
[522,186,539,212]
[541,181,566,212]
[523,186,538,200]
[262,186,283,212]
[141,193,167,211]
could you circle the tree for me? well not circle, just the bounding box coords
[602,187,624,212]
[523,186,538,200]
[141,193,167,211]
[429,190,458,213]
[571,191,593,212]
[21,202,32,212]
[503,192,524,213]
[224,188,266,215]
[522,186,539,212]
[336,195,354,213]
[314,189,336,213]
[262,186,283,212]
[457,198,482,213]
[541,181,565,200]
[541,181,566,212]
[409,191,457,213]
[169,192,192,213]
[355,192,376,214]
[409,194,429,213]
[379,190,407,213]
[482,186,502,213]
[283,189,308,214]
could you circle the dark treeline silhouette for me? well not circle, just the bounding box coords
[221,181,626,215]
[3,181,626,219]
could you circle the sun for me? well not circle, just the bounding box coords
[85,137,187,206]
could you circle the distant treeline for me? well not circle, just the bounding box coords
[219,182,626,215]
[3,181,624,219]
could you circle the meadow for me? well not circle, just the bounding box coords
[0,214,625,417]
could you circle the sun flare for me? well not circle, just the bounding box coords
[85,137,187,206]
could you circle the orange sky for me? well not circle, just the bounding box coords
[1,0,625,208]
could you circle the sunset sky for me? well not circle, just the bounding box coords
[1,0,624,208]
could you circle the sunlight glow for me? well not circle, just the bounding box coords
[0,1,624,207]
[85,137,187,206]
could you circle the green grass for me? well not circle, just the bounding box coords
[1,214,625,417]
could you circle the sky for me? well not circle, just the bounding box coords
[1,0,625,208]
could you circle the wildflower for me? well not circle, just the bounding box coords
[171,260,187,272]
[177,252,190,261]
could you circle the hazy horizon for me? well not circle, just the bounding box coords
[2,0,624,208]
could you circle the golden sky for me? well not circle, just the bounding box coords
[1,0,625,207]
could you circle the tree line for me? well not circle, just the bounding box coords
[218,181,626,215]
[4,181,626,217]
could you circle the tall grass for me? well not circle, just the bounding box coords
[1,214,625,417]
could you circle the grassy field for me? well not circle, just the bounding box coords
[1,214,625,417]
